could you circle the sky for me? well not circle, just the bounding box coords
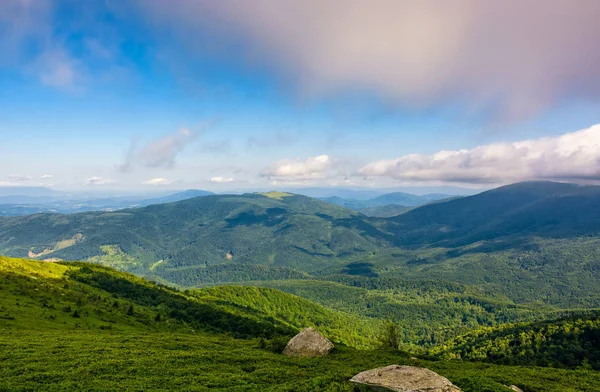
[1,0,600,192]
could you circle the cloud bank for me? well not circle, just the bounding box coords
[136,0,600,120]
[360,124,600,184]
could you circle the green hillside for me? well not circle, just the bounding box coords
[432,312,600,370]
[386,181,600,247]
[0,256,377,347]
[2,256,600,392]
[0,193,392,277]
[234,278,563,346]
[2,181,600,312]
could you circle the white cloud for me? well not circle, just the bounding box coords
[359,124,600,185]
[137,0,600,120]
[119,126,209,172]
[209,176,234,183]
[85,176,116,186]
[261,155,336,181]
[138,128,195,169]
[8,174,32,181]
[40,174,53,179]
[142,178,172,186]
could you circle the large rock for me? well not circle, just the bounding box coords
[350,365,462,392]
[282,327,334,357]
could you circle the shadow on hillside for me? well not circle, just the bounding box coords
[66,264,294,338]
[225,208,288,228]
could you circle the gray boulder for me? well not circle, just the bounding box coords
[282,327,334,357]
[350,365,462,392]
[507,386,524,392]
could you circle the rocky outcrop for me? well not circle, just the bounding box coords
[350,365,462,392]
[282,328,334,357]
[507,386,524,392]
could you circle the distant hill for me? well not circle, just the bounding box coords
[0,189,214,216]
[320,192,429,209]
[387,181,600,247]
[3,181,600,309]
[356,204,413,217]
[0,192,392,278]
[319,192,455,215]
[138,189,214,205]
[0,186,58,197]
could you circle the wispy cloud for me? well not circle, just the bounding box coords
[119,127,202,172]
[8,174,32,181]
[209,176,234,183]
[359,124,600,185]
[0,0,82,90]
[40,174,54,179]
[85,176,115,186]
[142,178,172,186]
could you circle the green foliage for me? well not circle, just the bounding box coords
[378,317,401,349]
[239,279,551,346]
[431,312,600,370]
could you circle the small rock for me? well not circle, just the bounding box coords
[507,386,524,392]
[282,327,334,357]
[350,365,462,392]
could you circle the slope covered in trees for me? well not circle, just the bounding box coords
[2,181,600,312]
[432,312,600,370]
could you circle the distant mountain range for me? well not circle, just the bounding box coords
[0,186,458,217]
[1,181,600,308]
[0,189,215,215]
[319,192,457,217]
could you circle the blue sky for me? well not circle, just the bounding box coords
[2,0,600,192]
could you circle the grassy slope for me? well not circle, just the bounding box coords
[0,256,375,347]
[3,330,600,392]
[1,257,600,391]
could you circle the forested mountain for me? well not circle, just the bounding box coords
[0,192,391,276]
[318,191,455,217]
[387,181,600,247]
[2,181,600,310]
[319,192,430,209]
